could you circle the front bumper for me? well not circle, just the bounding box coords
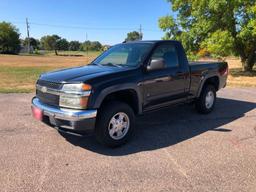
[31,97,97,133]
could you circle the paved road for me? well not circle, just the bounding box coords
[0,88,256,192]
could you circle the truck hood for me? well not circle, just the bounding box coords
[40,65,126,83]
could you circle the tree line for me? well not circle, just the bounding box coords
[0,21,105,55]
[24,35,104,55]
[0,21,143,56]
[38,35,103,55]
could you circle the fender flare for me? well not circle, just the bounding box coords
[93,83,143,114]
[196,74,220,98]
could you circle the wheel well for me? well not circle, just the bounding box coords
[203,76,219,91]
[100,89,139,114]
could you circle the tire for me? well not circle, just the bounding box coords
[195,84,216,114]
[95,101,135,147]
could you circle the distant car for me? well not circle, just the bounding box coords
[32,40,228,147]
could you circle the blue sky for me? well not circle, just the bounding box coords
[0,0,173,45]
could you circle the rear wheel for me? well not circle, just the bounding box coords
[95,101,135,147]
[195,85,216,114]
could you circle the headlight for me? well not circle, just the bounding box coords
[61,83,91,93]
[59,83,91,109]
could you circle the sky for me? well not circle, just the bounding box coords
[0,0,173,45]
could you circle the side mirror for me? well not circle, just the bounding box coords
[147,58,166,71]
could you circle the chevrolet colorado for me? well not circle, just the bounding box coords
[32,40,228,147]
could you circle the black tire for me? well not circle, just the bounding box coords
[195,85,216,114]
[95,101,135,147]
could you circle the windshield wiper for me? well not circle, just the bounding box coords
[90,62,101,66]
[104,63,122,68]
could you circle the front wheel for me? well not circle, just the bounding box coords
[195,85,216,114]
[95,101,135,147]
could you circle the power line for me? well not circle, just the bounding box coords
[30,22,138,31]
[11,21,161,32]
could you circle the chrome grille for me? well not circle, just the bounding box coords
[36,80,62,106]
[37,79,62,90]
[36,90,59,107]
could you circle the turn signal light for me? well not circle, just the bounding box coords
[80,97,89,108]
[82,84,92,91]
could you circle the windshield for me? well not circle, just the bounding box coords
[92,43,153,67]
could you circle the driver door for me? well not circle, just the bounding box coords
[143,43,187,110]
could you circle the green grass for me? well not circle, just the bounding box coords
[0,88,32,93]
[0,66,51,81]
[54,50,102,56]
[19,50,102,57]
[0,53,101,93]
[0,66,53,93]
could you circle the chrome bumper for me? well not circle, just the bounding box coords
[32,97,97,121]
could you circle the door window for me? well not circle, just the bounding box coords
[151,44,179,68]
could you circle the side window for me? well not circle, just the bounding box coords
[151,44,179,68]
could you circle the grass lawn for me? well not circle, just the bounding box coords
[19,50,102,57]
[0,54,255,93]
[0,53,98,93]
[225,58,256,87]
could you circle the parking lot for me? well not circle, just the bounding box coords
[0,88,256,192]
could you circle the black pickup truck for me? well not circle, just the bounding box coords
[32,40,228,147]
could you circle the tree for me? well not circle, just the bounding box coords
[81,40,91,51]
[23,37,40,50]
[159,0,256,71]
[69,41,81,51]
[90,41,102,51]
[40,35,60,55]
[81,41,102,51]
[0,22,20,54]
[125,31,142,42]
[56,38,69,51]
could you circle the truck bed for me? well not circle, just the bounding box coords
[189,60,227,71]
[188,61,228,96]
[189,61,228,72]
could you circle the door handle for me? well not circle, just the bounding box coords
[155,76,171,83]
[155,78,164,83]
[177,72,186,77]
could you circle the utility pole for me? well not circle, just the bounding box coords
[139,24,142,40]
[26,18,30,53]
[86,32,89,62]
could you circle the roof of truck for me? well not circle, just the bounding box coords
[123,40,179,44]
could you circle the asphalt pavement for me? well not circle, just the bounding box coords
[0,88,256,192]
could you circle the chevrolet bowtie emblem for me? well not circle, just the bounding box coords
[41,86,47,93]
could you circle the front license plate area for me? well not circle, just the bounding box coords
[32,106,43,121]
